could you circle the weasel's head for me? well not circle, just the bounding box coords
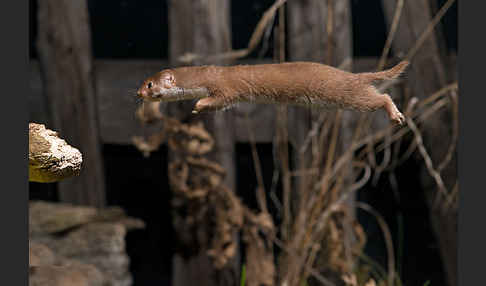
[137,70,178,102]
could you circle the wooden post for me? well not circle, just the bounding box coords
[167,1,238,285]
[285,0,356,283]
[287,0,355,196]
[381,1,457,285]
[36,0,106,207]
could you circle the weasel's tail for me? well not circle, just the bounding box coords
[361,60,410,83]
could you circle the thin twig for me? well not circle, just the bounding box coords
[178,0,287,64]
[356,203,395,286]
[245,112,268,213]
[276,3,292,241]
[313,162,371,239]
[373,0,409,179]
[437,89,458,172]
[377,0,405,71]
[318,0,340,212]
[405,0,457,61]
[365,97,448,159]
[416,82,458,108]
[406,117,448,207]
[273,237,337,286]
[372,127,392,186]
[299,112,328,155]
[443,180,458,210]
[326,0,334,65]
[387,95,418,171]
[371,82,458,155]
[314,85,456,196]
[351,0,407,170]
[321,111,342,195]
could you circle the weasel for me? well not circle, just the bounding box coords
[137,61,409,125]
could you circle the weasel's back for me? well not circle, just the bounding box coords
[224,62,356,102]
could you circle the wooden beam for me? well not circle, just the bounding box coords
[282,1,357,285]
[167,1,240,286]
[381,1,457,285]
[286,0,355,180]
[36,0,105,207]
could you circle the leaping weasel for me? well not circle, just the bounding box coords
[137,61,409,125]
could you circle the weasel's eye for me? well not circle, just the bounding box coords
[147,82,153,89]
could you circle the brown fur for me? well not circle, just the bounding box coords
[137,61,409,125]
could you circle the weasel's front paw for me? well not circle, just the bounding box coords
[193,97,228,114]
[192,100,214,114]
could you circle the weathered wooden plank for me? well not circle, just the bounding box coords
[36,0,105,207]
[381,1,457,285]
[287,0,355,172]
[167,1,240,286]
[282,1,357,284]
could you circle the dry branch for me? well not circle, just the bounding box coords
[177,0,287,64]
[242,210,276,286]
[404,0,457,62]
[355,203,395,286]
[405,116,448,206]
[29,123,82,183]
[244,112,268,214]
[377,0,405,70]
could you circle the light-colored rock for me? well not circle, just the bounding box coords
[47,222,126,256]
[29,242,56,267]
[29,201,97,236]
[29,201,145,286]
[29,123,82,183]
[74,253,131,281]
[30,261,105,286]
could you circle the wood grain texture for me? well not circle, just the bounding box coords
[282,1,357,284]
[287,0,355,159]
[36,0,105,207]
[381,1,457,285]
[167,1,239,286]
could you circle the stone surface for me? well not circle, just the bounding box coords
[29,123,82,183]
[47,222,126,256]
[29,242,107,286]
[30,262,105,286]
[29,201,145,286]
[29,201,97,236]
[29,242,56,267]
[76,253,131,285]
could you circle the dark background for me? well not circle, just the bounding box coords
[29,0,457,285]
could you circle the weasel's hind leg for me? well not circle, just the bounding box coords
[360,87,405,125]
[192,97,232,114]
[381,93,405,125]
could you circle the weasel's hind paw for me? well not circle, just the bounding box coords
[390,110,405,126]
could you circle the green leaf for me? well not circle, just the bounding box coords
[240,264,246,286]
